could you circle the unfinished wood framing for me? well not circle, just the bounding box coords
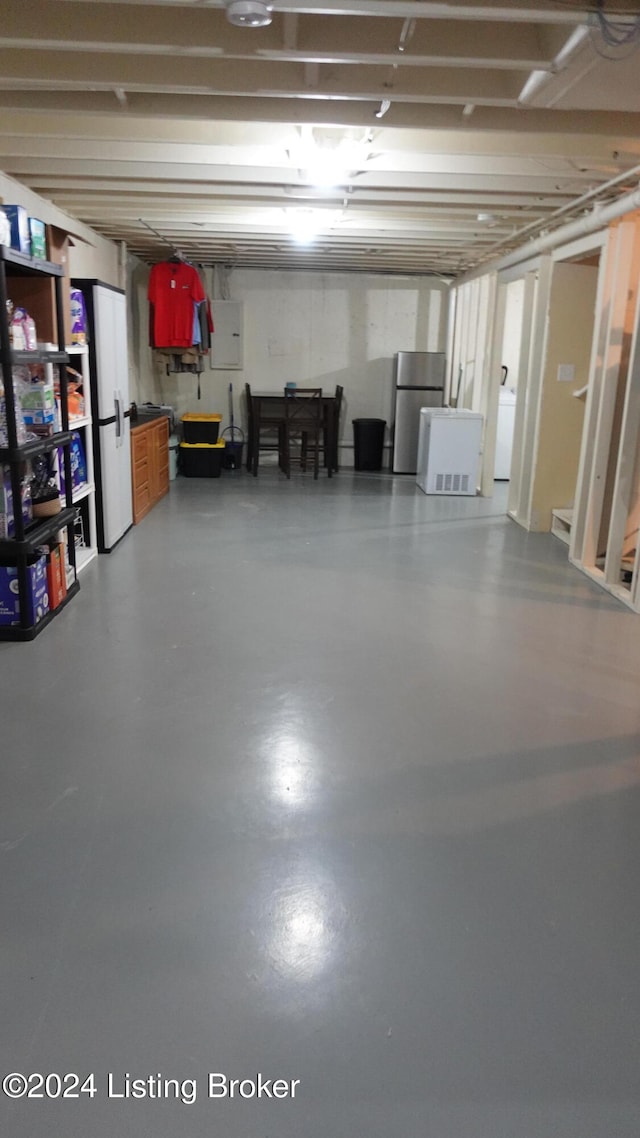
[508,255,553,527]
[507,270,537,516]
[479,272,502,497]
[571,214,640,611]
[449,273,501,492]
[527,261,598,532]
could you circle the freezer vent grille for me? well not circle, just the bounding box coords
[435,473,470,494]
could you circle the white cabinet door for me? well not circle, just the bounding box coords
[94,284,132,549]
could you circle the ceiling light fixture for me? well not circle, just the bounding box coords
[290,131,375,189]
[225,0,272,28]
[286,207,343,245]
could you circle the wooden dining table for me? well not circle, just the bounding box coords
[248,390,338,477]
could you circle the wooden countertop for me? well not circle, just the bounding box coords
[129,411,170,435]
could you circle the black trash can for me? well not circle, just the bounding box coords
[352,418,386,471]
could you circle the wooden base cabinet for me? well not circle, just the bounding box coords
[131,416,170,524]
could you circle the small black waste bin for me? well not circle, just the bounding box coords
[352,418,386,471]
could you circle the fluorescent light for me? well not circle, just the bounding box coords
[286,207,343,244]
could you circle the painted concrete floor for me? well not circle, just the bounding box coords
[2,472,640,1137]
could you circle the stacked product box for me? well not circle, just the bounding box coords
[28,218,46,259]
[0,555,50,627]
[20,381,57,430]
[0,466,32,538]
[57,431,87,497]
[3,205,30,254]
[2,206,47,258]
[46,544,67,610]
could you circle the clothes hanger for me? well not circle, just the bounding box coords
[138,219,191,264]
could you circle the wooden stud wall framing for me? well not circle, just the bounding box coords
[479,272,501,498]
[507,271,537,517]
[571,214,640,611]
[508,256,553,528]
[528,261,598,532]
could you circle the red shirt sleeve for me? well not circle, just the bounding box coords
[148,263,159,304]
[190,267,206,304]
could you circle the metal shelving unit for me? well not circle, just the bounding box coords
[65,343,97,572]
[0,245,79,640]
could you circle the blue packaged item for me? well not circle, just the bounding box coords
[70,289,87,344]
[3,205,30,254]
[70,431,87,488]
[0,556,49,627]
[0,466,32,538]
[58,431,87,496]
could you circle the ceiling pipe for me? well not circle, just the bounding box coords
[517,26,591,107]
[459,183,640,281]
[478,161,640,263]
[204,0,629,26]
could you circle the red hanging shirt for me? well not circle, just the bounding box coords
[148,261,206,349]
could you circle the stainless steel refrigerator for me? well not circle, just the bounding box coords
[392,351,446,473]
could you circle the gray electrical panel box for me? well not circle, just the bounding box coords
[211,301,243,370]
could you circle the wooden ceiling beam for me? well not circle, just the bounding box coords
[0,89,637,136]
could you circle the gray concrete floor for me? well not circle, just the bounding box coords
[2,471,640,1137]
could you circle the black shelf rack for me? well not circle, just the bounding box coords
[0,245,79,640]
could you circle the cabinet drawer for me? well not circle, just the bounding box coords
[133,482,152,524]
[157,463,170,496]
[134,455,149,488]
[131,430,149,462]
[155,417,169,442]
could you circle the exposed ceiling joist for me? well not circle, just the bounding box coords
[1,0,638,275]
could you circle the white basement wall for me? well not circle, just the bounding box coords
[133,266,449,461]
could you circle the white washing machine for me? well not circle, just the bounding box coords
[416,408,483,495]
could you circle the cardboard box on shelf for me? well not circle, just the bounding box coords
[0,556,50,627]
[3,205,30,253]
[29,218,47,260]
[20,382,56,428]
[46,544,67,610]
[0,466,33,539]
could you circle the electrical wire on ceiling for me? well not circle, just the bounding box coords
[551,0,640,57]
[381,17,416,104]
[582,0,640,57]
[591,0,640,45]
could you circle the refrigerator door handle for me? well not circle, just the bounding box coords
[114,391,122,444]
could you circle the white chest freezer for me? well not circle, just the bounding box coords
[416,408,483,495]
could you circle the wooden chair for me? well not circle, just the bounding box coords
[245,382,286,476]
[282,388,323,479]
[329,384,343,472]
[301,384,343,473]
